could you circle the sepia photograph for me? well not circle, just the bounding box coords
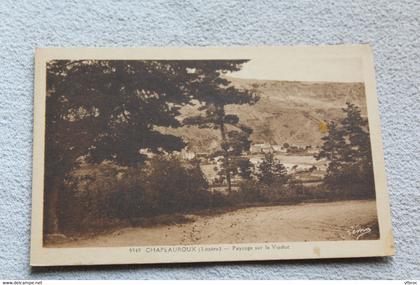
[30,46,394,266]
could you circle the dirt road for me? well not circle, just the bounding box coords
[52,200,378,247]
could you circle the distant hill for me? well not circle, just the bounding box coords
[161,77,367,153]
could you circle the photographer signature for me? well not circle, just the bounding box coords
[348,225,371,240]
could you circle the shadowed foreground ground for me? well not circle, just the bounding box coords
[47,200,378,247]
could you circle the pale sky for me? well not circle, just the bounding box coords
[227,57,364,83]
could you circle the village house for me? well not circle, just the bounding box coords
[272,145,287,153]
[250,143,274,154]
[250,143,289,154]
[180,149,196,160]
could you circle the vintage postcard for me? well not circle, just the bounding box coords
[31,45,394,266]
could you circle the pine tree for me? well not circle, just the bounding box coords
[316,121,346,184]
[316,103,375,197]
[339,102,375,195]
[257,153,288,186]
[183,61,259,191]
[236,158,254,180]
[340,102,371,162]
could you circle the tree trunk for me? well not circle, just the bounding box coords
[219,119,232,192]
[45,176,61,234]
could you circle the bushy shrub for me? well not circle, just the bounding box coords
[209,191,234,208]
[324,159,375,199]
[59,155,214,234]
[235,178,340,205]
[59,163,124,233]
[143,155,210,213]
[237,180,264,203]
[107,167,148,220]
[236,179,294,203]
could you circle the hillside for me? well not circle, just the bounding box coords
[163,78,367,153]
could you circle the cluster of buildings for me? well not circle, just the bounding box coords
[179,143,320,162]
[249,143,286,154]
[174,143,327,187]
[249,143,319,155]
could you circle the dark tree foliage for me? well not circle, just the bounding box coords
[46,60,195,170]
[45,60,205,234]
[341,102,372,162]
[316,103,375,198]
[44,59,256,234]
[257,153,289,186]
[182,60,259,191]
[316,121,347,177]
[143,156,209,213]
[236,158,254,180]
